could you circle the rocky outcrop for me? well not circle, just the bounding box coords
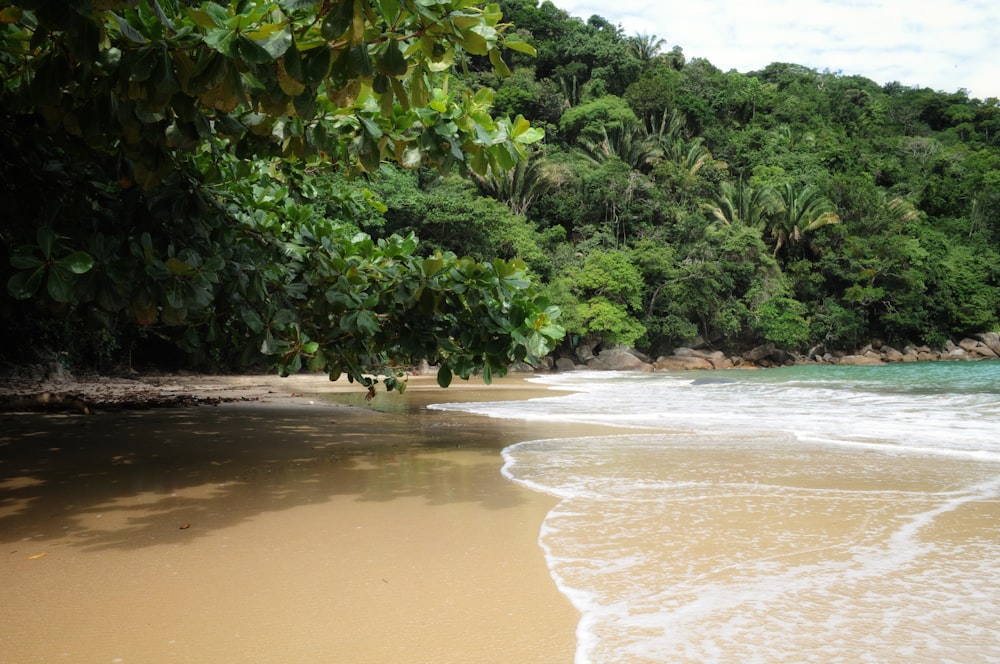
[658,347,733,370]
[653,355,714,371]
[838,354,885,366]
[587,348,653,372]
[550,334,1000,373]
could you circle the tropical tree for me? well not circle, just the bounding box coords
[0,0,564,389]
[627,32,665,62]
[765,183,842,258]
[708,180,781,228]
[470,154,567,216]
[577,123,661,172]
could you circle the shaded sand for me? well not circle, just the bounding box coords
[0,373,584,663]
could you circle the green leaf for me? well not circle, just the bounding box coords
[10,250,44,270]
[236,34,275,64]
[488,48,510,77]
[112,12,149,44]
[301,341,319,354]
[376,40,407,77]
[205,28,239,57]
[36,227,56,259]
[503,39,536,57]
[279,0,320,10]
[6,268,45,300]
[355,310,379,335]
[307,349,327,372]
[46,267,76,303]
[321,1,353,41]
[56,250,95,275]
[436,363,452,388]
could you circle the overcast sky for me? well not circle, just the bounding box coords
[549,0,998,100]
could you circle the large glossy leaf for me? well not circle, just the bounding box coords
[6,268,45,300]
[57,250,95,274]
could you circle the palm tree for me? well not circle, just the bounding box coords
[627,33,666,62]
[470,155,566,217]
[664,45,686,71]
[578,123,662,172]
[766,183,841,258]
[708,180,781,228]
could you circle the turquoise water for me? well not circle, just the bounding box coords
[431,362,1000,663]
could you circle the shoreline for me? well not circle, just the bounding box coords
[0,373,582,663]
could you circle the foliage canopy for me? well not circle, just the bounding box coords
[0,0,563,390]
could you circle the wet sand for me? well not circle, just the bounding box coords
[0,373,583,663]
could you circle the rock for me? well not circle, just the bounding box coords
[744,343,776,363]
[706,352,733,370]
[654,356,714,371]
[975,332,1000,356]
[838,354,885,366]
[945,347,969,360]
[959,338,998,358]
[881,346,905,362]
[958,338,979,352]
[627,347,653,363]
[770,348,793,365]
[574,333,602,364]
[587,349,653,372]
[554,357,578,372]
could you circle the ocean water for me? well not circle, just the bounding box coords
[430,362,1000,663]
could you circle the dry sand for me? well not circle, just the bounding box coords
[0,373,583,663]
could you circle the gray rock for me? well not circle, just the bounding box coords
[744,343,776,362]
[587,348,653,372]
[654,356,714,371]
[554,357,578,372]
[838,354,885,366]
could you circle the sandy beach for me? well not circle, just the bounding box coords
[0,373,582,663]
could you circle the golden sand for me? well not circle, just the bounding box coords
[0,374,579,663]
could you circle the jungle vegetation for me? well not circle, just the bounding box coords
[3,0,999,381]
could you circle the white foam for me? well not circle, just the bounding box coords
[474,366,1000,661]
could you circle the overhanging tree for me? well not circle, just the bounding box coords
[0,0,564,392]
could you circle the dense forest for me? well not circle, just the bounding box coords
[2,0,999,380]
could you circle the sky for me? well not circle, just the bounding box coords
[549,0,999,100]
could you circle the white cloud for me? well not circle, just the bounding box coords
[546,0,999,99]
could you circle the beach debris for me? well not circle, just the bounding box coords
[26,552,48,560]
[179,523,191,530]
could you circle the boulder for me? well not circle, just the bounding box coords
[975,332,1000,356]
[705,351,733,370]
[838,354,885,366]
[881,346,905,362]
[945,347,970,360]
[960,338,998,358]
[770,348,794,365]
[654,355,714,371]
[587,349,653,372]
[744,343,776,363]
[574,333,602,364]
[554,357,578,372]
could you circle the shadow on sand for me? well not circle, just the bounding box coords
[0,398,537,553]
